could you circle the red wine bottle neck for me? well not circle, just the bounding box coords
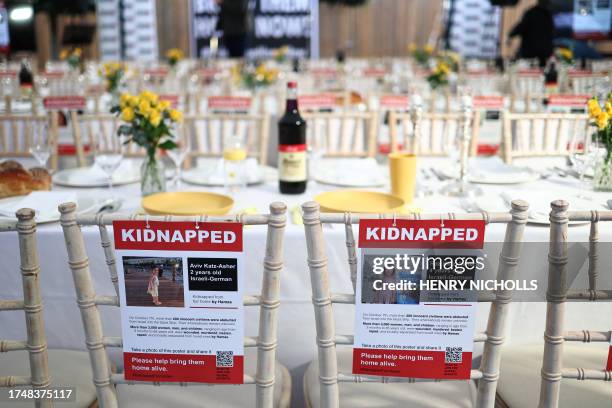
[286,85,299,112]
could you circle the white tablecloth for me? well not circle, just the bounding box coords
[1,157,611,405]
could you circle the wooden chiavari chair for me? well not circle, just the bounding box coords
[70,113,147,166]
[0,209,97,408]
[0,113,58,170]
[301,200,529,408]
[183,112,270,166]
[496,201,612,407]
[301,110,378,158]
[388,107,478,156]
[568,73,608,95]
[500,112,589,164]
[58,202,291,408]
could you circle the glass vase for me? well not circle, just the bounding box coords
[593,154,612,192]
[140,155,166,196]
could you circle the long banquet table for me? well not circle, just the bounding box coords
[1,158,612,404]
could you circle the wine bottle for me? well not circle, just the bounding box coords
[278,81,307,194]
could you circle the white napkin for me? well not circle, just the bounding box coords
[67,160,138,185]
[0,191,77,220]
[314,158,385,185]
[473,190,596,221]
[467,157,534,183]
[193,158,262,184]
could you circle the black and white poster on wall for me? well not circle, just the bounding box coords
[190,0,318,59]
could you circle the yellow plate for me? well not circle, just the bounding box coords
[314,190,405,213]
[141,192,234,216]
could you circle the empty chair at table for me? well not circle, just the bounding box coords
[388,106,479,156]
[182,112,270,166]
[71,113,147,166]
[300,200,529,408]
[58,202,291,408]
[496,200,612,407]
[301,110,378,158]
[0,113,58,170]
[500,111,589,165]
[0,208,98,407]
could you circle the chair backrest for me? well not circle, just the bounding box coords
[0,209,52,407]
[301,110,378,158]
[500,111,589,164]
[539,200,612,407]
[183,112,270,165]
[58,202,287,408]
[70,112,146,166]
[569,73,607,94]
[388,107,479,156]
[301,200,529,408]
[0,113,58,170]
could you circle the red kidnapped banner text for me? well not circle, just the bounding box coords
[359,219,485,249]
[113,221,243,252]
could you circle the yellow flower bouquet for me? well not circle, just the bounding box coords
[409,43,434,68]
[427,61,450,90]
[555,47,573,65]
[165,48,184,67]
[272,46,289,63]
[238,63,279,89]
[111,91,184,195]
[100,62,125,94]
[60,47,83,70]
[587,94,612,190]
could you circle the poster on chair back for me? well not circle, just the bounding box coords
[353,218,486,380]
[113,220,244,383]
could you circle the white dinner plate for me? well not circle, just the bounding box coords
[53,164,141,188]
[313,158,386,187]
[441,157,539,185]
[181,166,265,187]
[0,194,97,224]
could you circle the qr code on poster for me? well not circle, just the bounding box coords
[445,347,462,363]
[216,351,234,367]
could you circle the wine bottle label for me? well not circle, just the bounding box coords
[278,144,306,182]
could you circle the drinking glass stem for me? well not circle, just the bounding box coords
[108,175,114,198]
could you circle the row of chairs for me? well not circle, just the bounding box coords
[1,199,610,407]
[0,106,589,170]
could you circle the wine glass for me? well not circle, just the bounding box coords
[29,123,51,169]
[166,125,190,189]
[94,136,123,198]
[572,139,599,199]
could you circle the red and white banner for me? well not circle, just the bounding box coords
[41,71,65,78]
[43,96,86,110]
[198,68,222,80]
[208,96,252,111]
[363,68,387,78]
[298,93,338,110]
[517,69,543,77]
[547,94,589,108]
[159,94,180,108]
[0,70,16,78]
[143,68,169,78]
[379,95,410,110]
[353,219,484,380]
[114,220,244,384]
[473,95,505,110]
[568,70,594,78]
[310,68,337,78]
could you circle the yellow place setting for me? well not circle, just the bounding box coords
[314,190,405,213]
[141,192,234,216]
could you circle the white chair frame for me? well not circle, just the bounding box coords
[58,202,289,408]
[538,200,612,407]
[301,200,529,408]
[0,209,52,407]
